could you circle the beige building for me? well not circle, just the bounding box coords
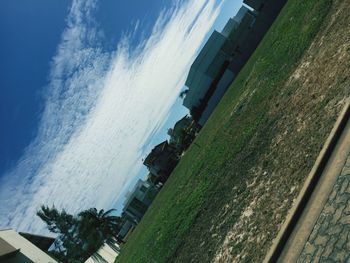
[0,229,57,263]
[84,240,120,263]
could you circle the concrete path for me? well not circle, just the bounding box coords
[263,100,350,263]
[276,110,350,262]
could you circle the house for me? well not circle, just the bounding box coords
[143,141,179,178]
[0,229,57,263]
[117,180,160,241]
[147,172,166,186]
[168,115,193,151]
[122,180,159,223]
[117,216,136,242]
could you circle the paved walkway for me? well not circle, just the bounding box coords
[277,115,350,262]
[297,154,350,262]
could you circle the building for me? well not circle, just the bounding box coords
[143,141,179,178]
[226,0,288,75]
[223,6,258,74]
[117,180,160,241]
[243,0,288,37]
[183,30,235,125]
[168,115,193,151]
[122,180,159,222]
[147,172,166,186]
[0,229,57,263]
[221,18,239,38]
[244,0,263,10]
[116,216,136,242]
[244,0,287,15]
[182,7,257,126]
[84,239,120,263]
[183,31,228,111]
[182,1,287,126]
[19,232,55,252]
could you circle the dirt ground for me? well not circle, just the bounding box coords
[212,0,350,262]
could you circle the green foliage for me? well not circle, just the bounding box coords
[37,205,77,235]
[77,208,121,254]
[116,0,332,262]
[37,206,121,262]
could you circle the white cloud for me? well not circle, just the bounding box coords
[0,0,224,233]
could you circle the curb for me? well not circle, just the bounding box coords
[263,98,350,263]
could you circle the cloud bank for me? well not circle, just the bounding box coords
[0,0,224,233]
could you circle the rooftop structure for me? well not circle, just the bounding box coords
[143,141,179,178]
[19,232,55,252]
[234,5,253,23]
[0,229,57,263]
[168,115,192,147]
[244,0,264,11]
[243,0,288,24]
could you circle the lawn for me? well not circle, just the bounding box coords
[116,0,350,262]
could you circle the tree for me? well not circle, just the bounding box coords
[77,208,121,254]
[37,205,77,234]
[37,205,81,262]
[37,206,121,262]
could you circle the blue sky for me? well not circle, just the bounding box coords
[0,0,242,233]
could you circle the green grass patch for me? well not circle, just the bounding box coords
[116,0,332,262]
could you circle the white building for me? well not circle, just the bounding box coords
[183,31,229,110]
[84,240,120,263]
[0,229,57,263]
[182,6,257,126]
[183,30,236,125]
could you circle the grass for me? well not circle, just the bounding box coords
[115,0,345,262]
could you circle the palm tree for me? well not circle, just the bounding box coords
[37,206,122,262]
[77,208,121,254]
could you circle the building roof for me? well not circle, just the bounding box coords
[143,141,168,166]
[0,229,57,262]
[169,115,191,144]
[173,116,190,133]
[0,237,18,257]
[234,6,251,23]
[243,0,264,11]
[19,232,55,252]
